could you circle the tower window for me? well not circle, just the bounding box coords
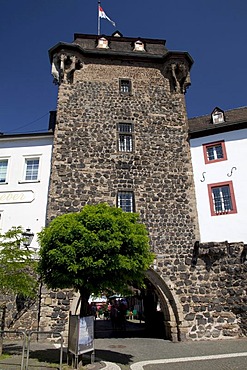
[118,123,133,152]
[120,79,131,94]
[117,191,135,212]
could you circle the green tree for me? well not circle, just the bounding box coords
[0,226,38,355]
[38,203,154,316]
[0,227,38,298]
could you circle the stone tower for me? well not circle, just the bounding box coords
[46,32,200,341]
[48,33,198,248]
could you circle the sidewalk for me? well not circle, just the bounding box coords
[1,319,247,369]
[0,319,147,369]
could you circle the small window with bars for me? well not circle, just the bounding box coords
[208,181,237,216]
[117,191,134,213]
[118,123,133,152]
[203,141,227,164]
[0,159,8,183]
[119,79,131,94]
[25,158,40,181]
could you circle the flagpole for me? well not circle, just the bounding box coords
[97,0,101,35]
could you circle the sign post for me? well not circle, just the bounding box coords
[68,315,94,368]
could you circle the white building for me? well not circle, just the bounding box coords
[0,132,53,251]
[189,107,247,243]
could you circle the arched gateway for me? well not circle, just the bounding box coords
[67,268,184,342]
[145,268,184,342]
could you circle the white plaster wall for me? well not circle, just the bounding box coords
[0,135,53,250]
[190,128,247,243]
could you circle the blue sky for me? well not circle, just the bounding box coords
[0,0,246,134]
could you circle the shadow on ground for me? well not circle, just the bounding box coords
[95,319,145,338]
[95,318,164,339]
[1,342,64,369]
[92,349,133,366]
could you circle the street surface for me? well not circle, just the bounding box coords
[0,319,247,369]
[94,319,247,370]
[95,336,247,370]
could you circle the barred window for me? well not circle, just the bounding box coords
[120,79,131,94]
[117,191,134,213]
[118,123,133,152]
[208,181,237,216]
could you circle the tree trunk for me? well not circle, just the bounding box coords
[79,287,90,317]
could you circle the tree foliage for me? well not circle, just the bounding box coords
[38,203,154,314]
[0,227,38,298]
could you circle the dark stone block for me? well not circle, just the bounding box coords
[185,313,195,321]
[183,304,190,313]
[57,292,66,299]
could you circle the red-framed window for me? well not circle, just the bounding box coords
[208,181,237,216]
[203,140,227,164]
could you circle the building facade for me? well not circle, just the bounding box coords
[189,107,247,243]
[0,133,53,250]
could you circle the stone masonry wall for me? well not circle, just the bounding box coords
[0,294,39,333]
[47,58,199,254]
[156,241,247,340]
[0,289,75,343]
[39,287,76,342]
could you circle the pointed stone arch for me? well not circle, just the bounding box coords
[69,269,185,341]
[145,268,185,341]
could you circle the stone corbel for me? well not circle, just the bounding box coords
[51,53,83,84]
[51,54,61,84]
[164,60,191,94]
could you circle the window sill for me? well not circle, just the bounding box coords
[205,158,227,164]
[18,180,40,184]
[117,151,134,154]
[0,182,8,185]
[120,94,133,98]
[212,210,237,216]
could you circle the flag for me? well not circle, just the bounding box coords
[98,5,116,27]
